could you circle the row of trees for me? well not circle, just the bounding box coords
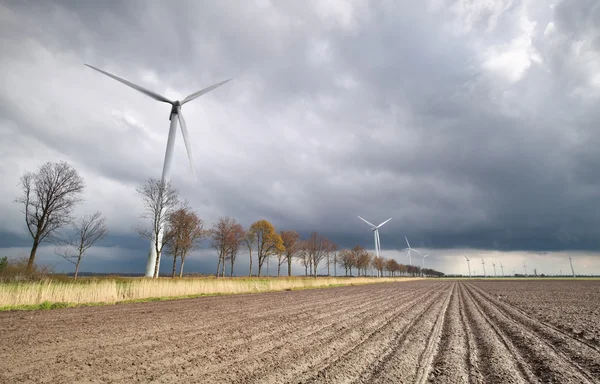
[15,161,444,279]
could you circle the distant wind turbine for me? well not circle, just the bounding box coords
[500,262,504,277]
[357,216,392,258]
[86,64,232,277]
[568,255,576,277]
[481,257,486,277]
[523,263,528,277]
[492,261,497,277]
[404,236,419,266]
[464,255,471,277]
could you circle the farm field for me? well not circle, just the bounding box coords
[1,280,599,383]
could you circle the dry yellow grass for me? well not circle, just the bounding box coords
[0,276,419,307]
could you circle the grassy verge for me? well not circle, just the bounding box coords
[0,276,419,311]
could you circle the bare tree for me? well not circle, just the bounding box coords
[338,249,355,276]
[305,232,327,277]
[210,217,238,277]
[15,161,85,273]
[227,223,245,277]
[55,212,107,279]
[164,204,206,278]
[243,230,256,276]
[324,239,338,276]
[135,178,180,278]
[280,230,300,277]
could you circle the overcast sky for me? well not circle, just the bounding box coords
[1,0,600,276]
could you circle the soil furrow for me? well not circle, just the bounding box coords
[196,283,445,383]
[358,282,454,384]
[460,282,535,383]
[2,279,600,383]
[110,284,423,382]
[430,281,470,383]
[464,282,599,383]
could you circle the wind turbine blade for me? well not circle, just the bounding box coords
[405,236,411,248]
[413,249,424,257]
[84,64,173,104]
[376,230,381,252]
[182,78,233,104]
[357,216,376,227]
[176,107,196,180]
[423,254,429,258]
[376,218,392,228]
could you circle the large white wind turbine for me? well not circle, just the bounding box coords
[464,255,471,277]
[568,255,575,277]
[492,261,497,277]
[357,216,392,258]
[500,262,504,277]
[86,64,232,277]
[481,257,486,277]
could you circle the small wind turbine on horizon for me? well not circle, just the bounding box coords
[492,261,497,277]
[85,64,232,277]
[357,216,392,258]
[481,257,486,277]
[568,255,576,277]
[500,262,504,277]
[523,263,528,277]
[464,255,471,277]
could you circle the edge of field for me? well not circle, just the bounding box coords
[0,277,423,312]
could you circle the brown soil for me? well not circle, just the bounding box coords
[1,280,599,383]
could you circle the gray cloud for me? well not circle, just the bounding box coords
[1,0,600,275]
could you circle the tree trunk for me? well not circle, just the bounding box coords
[179,255,186,278]
[257,256,263,277]
[172,254,177,278]
[267,257,270,276]
[334,255,337,277]
[230,257,234,277]
[287,254,292,276]
[216,253,222,277]
[277,262,281,277]
[304,263,308,276]
[27,238,40,274]
[327,254,330,276]
[153,247,161,278]
[74,256,82,280]
[248,249,253,277]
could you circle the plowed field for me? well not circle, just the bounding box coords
[1,280,599,383]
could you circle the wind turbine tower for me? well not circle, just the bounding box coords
[420,254,429,277]
[500,262,504,277]
[523,263,528,277]
[481,257,486,277]
[569,255,576,277]
[492,262,497,277]
[86,64,232,277]
[357,216,392,258]
[465,255,471,277]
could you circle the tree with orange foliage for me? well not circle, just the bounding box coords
[164,204,206,277]
[280,230,300,277]
[248,220,285,277]
[372,256,386,277]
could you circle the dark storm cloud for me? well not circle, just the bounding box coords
[1,0,600,277]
